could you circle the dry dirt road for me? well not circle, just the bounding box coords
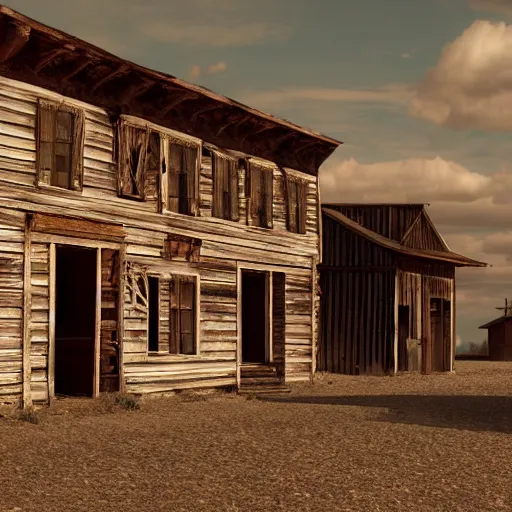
[1,360,511,512]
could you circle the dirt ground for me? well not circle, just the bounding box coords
[0,360,511,512]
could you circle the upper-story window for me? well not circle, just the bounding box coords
[167,138,199,216]
[211,151,239,221]
[286,175,307,234]
[36,100,85,191]
[247,162,273,229]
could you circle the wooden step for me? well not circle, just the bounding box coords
[238,385,291,395]
[240,376,282,386]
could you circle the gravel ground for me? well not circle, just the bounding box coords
[0,360,511,512]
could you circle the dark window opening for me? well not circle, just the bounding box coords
[170,275,197,355]
[148,276,159,352]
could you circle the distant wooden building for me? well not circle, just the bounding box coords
[317,204,486,375]
[479,302,512,361]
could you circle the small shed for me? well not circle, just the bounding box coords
[479,303,512,361]
[318,204,487,375]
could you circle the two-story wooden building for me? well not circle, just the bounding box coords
[318,204,486,375]
[0,6,342,406]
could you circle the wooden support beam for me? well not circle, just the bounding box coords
[22,213,32,408]
[190,103,220,124]
[121,79,155,105]
[159,91,199,118]
[61,59,93,82]
[0,20,30,63]
[93,247,101,398]
[90,63,130,94]
[118,244,126,393]
[34,47,69,74]
[239,124,277,146]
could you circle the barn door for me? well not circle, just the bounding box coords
[406,338,421,372]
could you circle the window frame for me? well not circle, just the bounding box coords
[247,161,274,229]
[285,173,308,235]
[36,98,85,192]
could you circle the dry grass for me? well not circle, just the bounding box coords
[0,361,511,512]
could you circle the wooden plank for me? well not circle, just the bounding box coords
[48,242,55,402]
[236,264,241,389]
[22,215,32,407]
[93,248,101,397]
[267,271,273,363]
[118,245,126,393]
[31,212,126,242]
[393,271,399,374]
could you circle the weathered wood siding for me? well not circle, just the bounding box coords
[318,215,396,374]
[0,75,320,399]
[0,211,25,404]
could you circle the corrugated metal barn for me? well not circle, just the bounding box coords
[318,204,486,375]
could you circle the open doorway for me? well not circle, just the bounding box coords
[431,298,451,372]
[397,305,409,371]
[241,270,268,364]
[54,246,97,397]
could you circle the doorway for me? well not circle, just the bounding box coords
[397,305,409,371]
[54,246,97,397]
[430,298,451,372]
[241,270,268,364]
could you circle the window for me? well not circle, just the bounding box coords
[36,100,85,190]
[170,275,197,355]
[117,120,150,200]
[147,277,160,352]
[286,175,307,234]
[247,162,273,228]
[168,139,198,215]
[212,151,239,221]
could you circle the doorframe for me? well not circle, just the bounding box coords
[237,264,273,383]
[47,236,123,400]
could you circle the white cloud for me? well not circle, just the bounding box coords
[469,0,512,16]
[401,52,411,59]
[140,21,292,47]
[239,83,413,110]
[411,20,512,130]
[206,62,227,74]
[188,65,202,81]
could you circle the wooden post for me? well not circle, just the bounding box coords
[22,214,32,408]
[48,243,56,403]
[311,256,318,381]
[93,247,101,398]
[236,264,242,390]
[118,245,126,393]
[267,271,273,363]
[393,271,399,374]
[450,280,455,372]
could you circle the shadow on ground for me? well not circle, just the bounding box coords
[259,394,512,433]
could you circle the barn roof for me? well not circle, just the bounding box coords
[0,5,342,175]
[322,207,487,267]
[479,316,512,330]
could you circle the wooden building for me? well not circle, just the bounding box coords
[0,6,342,406]
[479,301,512,361]
[318,204,486,375]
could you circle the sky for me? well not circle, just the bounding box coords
[5,0,512,350]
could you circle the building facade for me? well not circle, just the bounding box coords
[0,6,342,406]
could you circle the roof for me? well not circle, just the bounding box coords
[0,5,342,175]
[322,207,488,267]
[323,202,431,207]
[479,316,512,330]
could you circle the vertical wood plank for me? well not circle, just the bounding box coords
[236,264,242,389]
[393,271,399,374]
[450,280,454,372]
[118,245,126,393]
[48,242,56,402]
[93,247,101,398]
[22,215,32,408]
[310,257,317,379]
[267,271,273,363]
[195,275,201,356]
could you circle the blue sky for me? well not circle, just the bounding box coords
[6,0,512,348]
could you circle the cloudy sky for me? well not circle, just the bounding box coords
[6,0,512,349]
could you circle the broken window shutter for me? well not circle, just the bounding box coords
[179,276,196,355]
[70,108,85,191]
[169,275,180,353]
[263,168,273,228]
[184,145,198,215]
[136,126,150,200]
[298,179,307,234]
[36,100,57,186]
[287,176,298,233]
[159,278,170,352]
[229,160,239,221]
[249,163,262,226]
[168,141,182,213]
[211,152,225,219]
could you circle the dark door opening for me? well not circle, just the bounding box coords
[397,305,409,371]
[241,270,268,364]
[54,245,97,397]
[431,298,450,372]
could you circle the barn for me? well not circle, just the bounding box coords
[317,204,486,375]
